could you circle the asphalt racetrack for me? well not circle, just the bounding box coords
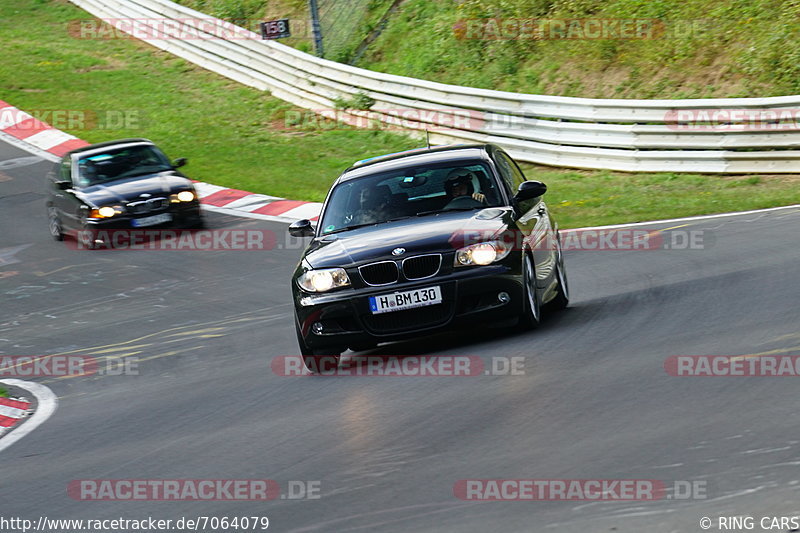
[2,137,800,532]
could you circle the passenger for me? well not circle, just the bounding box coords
[355,184,392,224]
[445,168,485,204]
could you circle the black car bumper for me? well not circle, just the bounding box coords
[294,264,525,352]
[83,203,203,231]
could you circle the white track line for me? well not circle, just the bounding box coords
[569,204,800,231]
[0,379,58,454]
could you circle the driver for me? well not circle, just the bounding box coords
[445,168,485,203]
[78,160,99,186]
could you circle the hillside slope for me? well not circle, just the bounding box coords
[175,0,800,99]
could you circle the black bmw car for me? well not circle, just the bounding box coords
[289,144,569,370]
[46,138,203,247]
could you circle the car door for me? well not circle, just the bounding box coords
[53,156,84,230]
[493,150,556,286]
[49,157,70,228]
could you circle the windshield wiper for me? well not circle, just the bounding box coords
[323,222,379,235]
[115,167,173,179]
[413,210,444,217]
[414,207,481,217]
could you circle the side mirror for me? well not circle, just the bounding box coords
[514,180,547,202]
[288,219,315,237]
[172,157,188,168]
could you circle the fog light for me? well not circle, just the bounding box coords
[312,322,324,334]
[498,292,510,304]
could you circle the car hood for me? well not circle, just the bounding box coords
[304,207,514,268]
[76,171,192,206]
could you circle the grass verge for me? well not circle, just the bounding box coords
[520,166,800,228]
[1,0,799,227]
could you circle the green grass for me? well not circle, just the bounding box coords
[1,0,799,228]
[0,386,8,398]
[356,0,800,99]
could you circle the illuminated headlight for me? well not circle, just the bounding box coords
[297,268,351,293]
[89,206,122,218]
[170,190,196,203]
[454,241,512,267]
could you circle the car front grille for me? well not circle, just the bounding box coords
[361,301,454,335]
[127,198,169,214]
[359,261,399,286]
[402,254,441,280]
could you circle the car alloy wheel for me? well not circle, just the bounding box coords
[548,245,569,311]
[48,206,63,241]
[520,254,541,328]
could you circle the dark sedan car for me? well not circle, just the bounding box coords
[46,138,203,247]
[289,144,569,370]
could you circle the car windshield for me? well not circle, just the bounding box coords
[75,145,173,187]
[319,160,503,235]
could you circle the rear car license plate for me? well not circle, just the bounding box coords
[369,286,442,314]
[132,213,172,227]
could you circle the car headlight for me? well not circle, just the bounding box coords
[170,190,196,203]
[297,268,351,293]
[89,205,122,218]
[454,241,512,267]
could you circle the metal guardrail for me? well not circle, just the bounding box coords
[70,0,800,173]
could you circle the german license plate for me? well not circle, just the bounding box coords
[369,286,442,314]
[132,213,172,227]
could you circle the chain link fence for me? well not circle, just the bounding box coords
[172,0,397,63]
[316,0,394,63]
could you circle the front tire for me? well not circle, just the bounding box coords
[295,323,341,374]
[519,254,541,329]
[548,247,569,311]
[48,206,63,241]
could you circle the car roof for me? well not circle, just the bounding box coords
[65,138,155,158]
[340,144,496,182]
